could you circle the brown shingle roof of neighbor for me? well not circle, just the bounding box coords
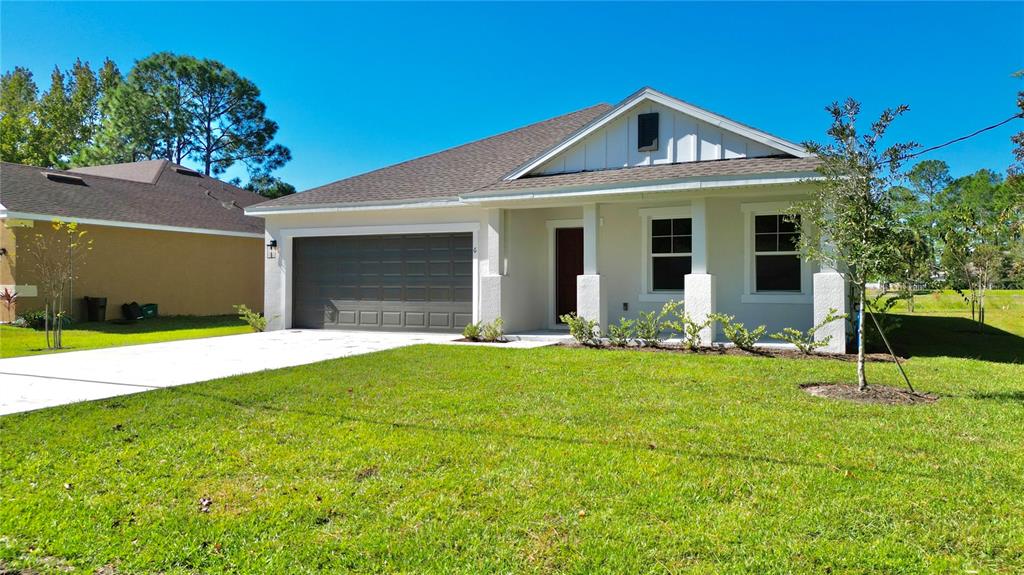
[250,103,615,209]
[472,155,823,195]
[0,160,265,235]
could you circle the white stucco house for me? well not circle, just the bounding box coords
[246,87,848,352]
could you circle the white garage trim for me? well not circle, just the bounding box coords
[277,222,482,329]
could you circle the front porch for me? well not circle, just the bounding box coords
[476,194,847,352]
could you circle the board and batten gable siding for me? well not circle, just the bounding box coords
[531,100,779,176]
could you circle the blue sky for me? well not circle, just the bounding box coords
[2,2,1022,191]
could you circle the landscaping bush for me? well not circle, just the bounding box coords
[233,304,266,333]
[17,309,71,331]
[660,300,713,351]
[771,308,847,354]
[480,317,505,342]
[634,309,668,347]
[606,317,635,347]
[560,312,600,346]
[462,321,482,341]
[711,313,766,352]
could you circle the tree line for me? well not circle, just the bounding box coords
[0,53,294,198]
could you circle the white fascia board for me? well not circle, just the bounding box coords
[0,211,263,238]
[504,87,810,181]
[245,198,466,216]
[464,173,822,204]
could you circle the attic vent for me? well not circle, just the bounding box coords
[175,167,202,177]
[637,112,659,152]
[43,172,86,185]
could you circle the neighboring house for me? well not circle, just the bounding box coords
[0,160,265,322]
[247,87,847,352]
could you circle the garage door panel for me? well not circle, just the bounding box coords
[293,233,472,331]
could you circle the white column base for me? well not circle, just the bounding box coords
[684,273,716,346]
[813,272,847,354]
[479,274,505,324]
[576,274,606,329]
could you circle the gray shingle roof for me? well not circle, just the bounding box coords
[251,104,614,209]
[0,160,265,235]
[473,155,822,195]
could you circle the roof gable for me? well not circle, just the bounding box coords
[506,87,809,180]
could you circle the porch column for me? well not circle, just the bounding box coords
[813,234,847,353]
[577,203,606,328]
[479,208,506,324]
[684,198,715,345]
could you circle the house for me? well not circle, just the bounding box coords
[0,160,265,322]
[246,88,848,352]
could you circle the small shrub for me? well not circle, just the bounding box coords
[17,309,71,331]
[234,304,266,333]
[606,317,635,347]
[462,321,482,341]
[771,308,847,354]
[661,301,713,351]
[560,312,600,346]
[711,313,766,352]
[0,287,17,315]
[480,317,505,342]
[634,309,667,347]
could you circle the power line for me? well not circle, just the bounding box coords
[894,111,1024,163]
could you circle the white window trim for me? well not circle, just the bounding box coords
[545,219,584,330]
[277,222,481,329]
[740,201,811,304]
[638,206,691,303]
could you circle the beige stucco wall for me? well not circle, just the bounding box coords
[3,219,263,321]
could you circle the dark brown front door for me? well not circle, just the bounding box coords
[555,227,584,323]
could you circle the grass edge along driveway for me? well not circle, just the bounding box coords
[0,315,250,359]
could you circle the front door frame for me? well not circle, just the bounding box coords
[546,219,583,330]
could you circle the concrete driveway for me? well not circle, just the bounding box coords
[0,330,458,416]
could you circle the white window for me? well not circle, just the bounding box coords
[741,202,811,304]
[754,214,801,292]
[639,207,691,300]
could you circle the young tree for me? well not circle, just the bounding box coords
[938,170,1019,327]
[795,99,916,391]
[25,220,93,349]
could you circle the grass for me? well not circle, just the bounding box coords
[0,315,250,359]
[1,294,1022,573]
[883,290,1024,363]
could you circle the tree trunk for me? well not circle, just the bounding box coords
[857,285,868,391]
[45,301,51,349]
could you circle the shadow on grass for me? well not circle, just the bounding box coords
[881,314,1024,364]
[969,390,1024,403]
[68,315,244,335]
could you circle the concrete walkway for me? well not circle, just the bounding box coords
[0,330,463,416]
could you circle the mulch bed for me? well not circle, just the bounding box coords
[801,383,938,405]
[453,338,510,344]
[557,342,899,363]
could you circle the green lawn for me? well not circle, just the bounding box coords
[1,298,1022,573]
[0,315,250,359]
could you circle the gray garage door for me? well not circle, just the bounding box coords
[292,233,473,331]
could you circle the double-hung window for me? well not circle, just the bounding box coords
[753,214,801,292]
[650,217,692,291]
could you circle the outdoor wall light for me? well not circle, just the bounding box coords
[266,240,278,259]
[0,247,7,257]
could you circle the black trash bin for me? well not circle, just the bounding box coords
[84,296,107,322]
